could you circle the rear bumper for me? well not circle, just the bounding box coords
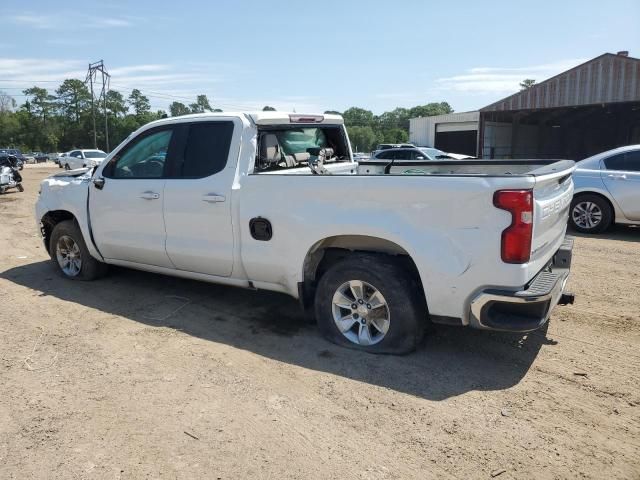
[469,236,574,332]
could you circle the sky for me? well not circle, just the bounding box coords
[1,0,639,114]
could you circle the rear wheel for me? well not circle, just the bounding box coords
[64,163,70,170]
[570,194,612,233]
[50,220,107,280]
[314,253,426,354]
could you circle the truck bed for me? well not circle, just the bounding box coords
[356,159,574,176]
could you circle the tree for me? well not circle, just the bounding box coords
[262,106,276,111]
[56,79,91,123]
[23,86,56,124]
[127,89,151,119]
[342,107,374,127]
[105,91,128,117]
[169,101,191,117]
[0,91,17,113]
[408,102,453,119]
[520,79,536,90]
[347,126,377,152]
[190,94,213,113]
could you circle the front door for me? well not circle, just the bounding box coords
[163,119,240,276]
[89,127,175,267]
[601,150,640,220]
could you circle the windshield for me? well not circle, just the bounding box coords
[276,128,329,155]
[85,151,107,159]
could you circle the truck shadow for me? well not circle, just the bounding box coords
[2,261,554,401]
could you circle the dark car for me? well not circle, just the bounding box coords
[33,152,49,163]
[0,149,25,170]
[372,146,456,161]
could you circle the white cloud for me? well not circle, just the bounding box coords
[436,58,587,94]
[0,56,324,112]
[8,12,135,30]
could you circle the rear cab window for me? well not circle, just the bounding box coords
[253,124,350,173]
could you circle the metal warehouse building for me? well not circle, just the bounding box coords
[408,111,479,157]
[410,51,640,160]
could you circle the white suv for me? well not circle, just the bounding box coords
[61,149,107,170]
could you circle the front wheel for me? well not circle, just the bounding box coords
[569,194,612,233]
[49,220,107,280]
[314,254,426,354]
[17,184,24,192]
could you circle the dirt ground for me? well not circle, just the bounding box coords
[0,165,638,480]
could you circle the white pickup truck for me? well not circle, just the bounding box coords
[36,112,576,354]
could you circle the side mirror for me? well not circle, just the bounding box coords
[93,177,105,190]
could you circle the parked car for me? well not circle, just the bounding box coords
[0,149,26,169]
[60,149,108,170]
[352,152,370,161]
[371,143,415,157]
[55,152,67,168]
[36,112,576,354]
[372,146,469,161]
[33,152,49,163]
[570,145,640,233]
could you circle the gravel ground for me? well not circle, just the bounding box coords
[0,165,639,479]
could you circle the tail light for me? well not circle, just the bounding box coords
[493,189,533,263]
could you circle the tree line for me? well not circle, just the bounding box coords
[0,80,453,153]
[333,102,453,152]
[0,81,221,153]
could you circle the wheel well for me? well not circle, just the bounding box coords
[41,210,76,253]
[573,192,615,219]
[300,235,424,310]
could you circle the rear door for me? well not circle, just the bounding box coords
[163,119,241,277]
[601,151,640,220]
[90,126,176,267]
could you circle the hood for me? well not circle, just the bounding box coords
[50,167,92,178]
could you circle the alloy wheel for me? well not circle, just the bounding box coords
[331,280,390,346]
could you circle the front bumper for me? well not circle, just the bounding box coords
[469,236,574,332]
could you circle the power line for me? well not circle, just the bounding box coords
[86,60,110,151]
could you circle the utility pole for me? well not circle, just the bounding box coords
[85,60,111,151]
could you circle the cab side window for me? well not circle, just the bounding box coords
[106,129,173,179]
[173,121,234,178]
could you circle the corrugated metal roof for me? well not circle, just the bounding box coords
[481,53,640,112]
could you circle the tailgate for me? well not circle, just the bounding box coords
[530,161,575,264]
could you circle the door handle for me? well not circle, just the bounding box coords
[139,191,160,200]
[202,193,226,203]
[607,173,627,180]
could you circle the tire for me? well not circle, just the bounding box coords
[17,184,24,192]
[49,220,107,280]
[569,194,613,234]
[64,163,70,170]
[314,253,426,354]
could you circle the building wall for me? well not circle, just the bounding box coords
[409,111,479,147]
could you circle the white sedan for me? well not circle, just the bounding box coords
[61,149,108,170]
